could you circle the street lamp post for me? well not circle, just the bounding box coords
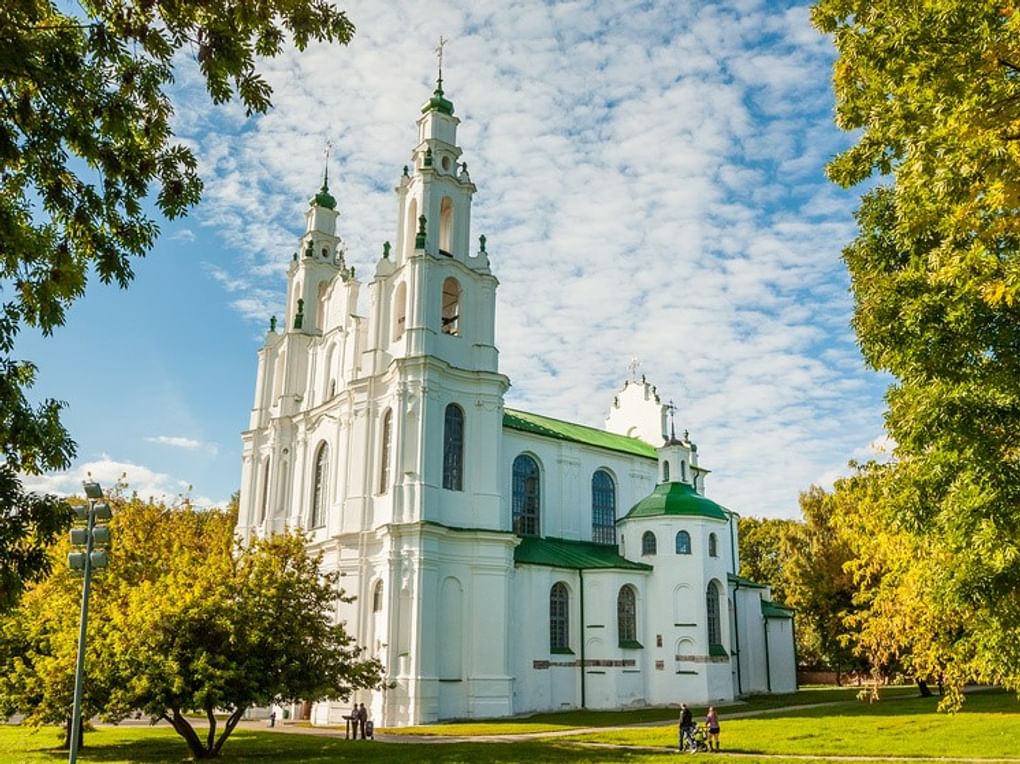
[67,481,112,764]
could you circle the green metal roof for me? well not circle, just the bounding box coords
[514,536,652,572]
[311,181,336,210]
[623,481,728,521]
[761,600,794,619]
[422,84,454,115]
[503,409,657,460]
[728,573,768,589]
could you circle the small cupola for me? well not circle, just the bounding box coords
[305,168,340,237]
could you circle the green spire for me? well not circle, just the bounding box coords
[422,38,454,115]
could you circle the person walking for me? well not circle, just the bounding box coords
[706,705,720,752]
[679,702,695,753]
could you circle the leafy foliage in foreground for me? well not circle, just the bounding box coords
[0,497,382,759]
[812,0,1020,705]
[0,0,354,612]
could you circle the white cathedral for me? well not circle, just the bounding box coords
[235,78,796,727]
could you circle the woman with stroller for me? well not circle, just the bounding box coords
[706,706,721,752]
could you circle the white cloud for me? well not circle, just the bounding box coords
[145,435,219,457]
[21,456,224,508]
[145,435,202,449]
[172,0,884,519]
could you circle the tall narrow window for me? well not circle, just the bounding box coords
[405,197,418,255]
[591,470,616,545]
[439,196,454,255]
[442,404,464,491]
[512,454,540,536]
[708,532,718,557]
[310,442,328,529]
[641,530,657,556]
[681,460,687,482]
[675,530,691,555]
[393,282,407,341]
[258,457,271,524]
[441,277,460,335]
[706,581,721,647]
[373,581,384,613]
[379,409,392,494]
[662,460,670,482]
[617,585,637,644]
[549,582,569,651]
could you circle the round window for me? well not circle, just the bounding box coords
[441,156,451,171]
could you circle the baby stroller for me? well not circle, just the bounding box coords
[689,723,710,753]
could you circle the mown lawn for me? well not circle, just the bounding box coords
[0,725,673,763]
[379,684,918,736]
[2,687,1015,763]
[568,688,1020,759]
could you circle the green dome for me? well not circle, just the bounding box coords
[422,84,454,116]
[623,481,728,522]
[311,181,336,210]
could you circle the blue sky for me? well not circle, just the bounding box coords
[19,0,891,517]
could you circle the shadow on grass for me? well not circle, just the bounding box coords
[19,729,674,763]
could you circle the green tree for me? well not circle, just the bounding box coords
[814,0,1020,705]
[737,515,798,604]
[783,484,863,680]
[0,496,382,758]
[0,0,354,610]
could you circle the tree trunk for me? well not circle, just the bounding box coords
[916,678,933,697]
[211,707,246,757]
[61,716,84,751]
[164,708,216,759]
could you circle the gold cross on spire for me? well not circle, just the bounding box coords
[435,35,447,88]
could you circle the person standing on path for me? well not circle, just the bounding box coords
[357,703,368,739]
[679,702,695,752]
[706,705,720,752]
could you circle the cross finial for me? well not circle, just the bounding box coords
[322,138,333,187]
[628,357,641,381]
[666,399,678,440]
[435,35,447,89]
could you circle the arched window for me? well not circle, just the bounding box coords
[310,442,328,529]
[675,530,691,555]
[439,196,454,255]
[512,454,540,536]
[617,585,637,644]
[442,404,464,491]
[706,580,722,647]
[405,197,418,255]
[441,277,460,335]
[662,460,670,482]
[680,460,687,482]
[591,470,616,545]
[709,532,718,557]
[393,282,407,341]
[317,281,328,331]
[373,581,384,613]
[379,409,392,494]
[258,457,271,524]
[641,530,657,556]
[549,582,569,651]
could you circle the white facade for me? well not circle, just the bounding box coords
[236,82,796,726]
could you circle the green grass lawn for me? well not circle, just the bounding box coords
[1,687,1015,764]
[0,726,679,763]
[381,684,918,736]
[568,688,1020,758]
